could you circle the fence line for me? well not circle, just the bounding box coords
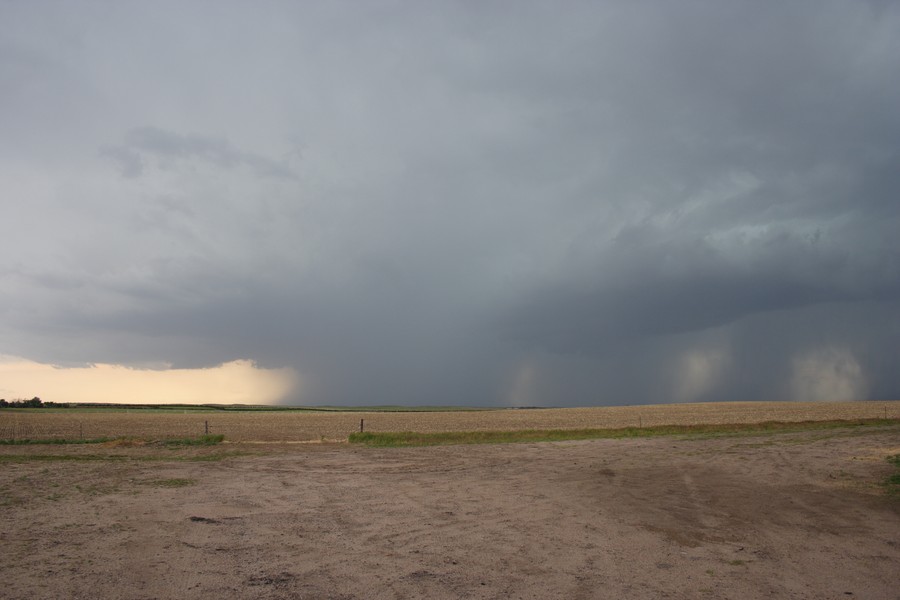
[1,401,899,443]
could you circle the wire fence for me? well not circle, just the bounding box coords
[1,401,898,443]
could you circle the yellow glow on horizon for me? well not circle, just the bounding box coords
[0,356,299,405]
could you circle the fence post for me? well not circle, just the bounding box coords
[360,419,364,433]
[205,420,209,435]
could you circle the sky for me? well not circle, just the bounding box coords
[1,1,899,406]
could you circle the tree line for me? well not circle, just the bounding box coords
[0,397,68,408]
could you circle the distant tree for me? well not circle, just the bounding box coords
[4,397,44,408]
[0,399,7,408]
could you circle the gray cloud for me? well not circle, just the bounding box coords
[101,127,297,180]
[500,219,900,353]
[99,145,143,178]
[1,0,899,405]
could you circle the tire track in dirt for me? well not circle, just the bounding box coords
[1,427,898,599]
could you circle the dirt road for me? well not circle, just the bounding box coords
[2,426,898,599]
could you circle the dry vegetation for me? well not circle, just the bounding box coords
[1,402,899,599]
[1,401,898,443]
[1,419,898,599]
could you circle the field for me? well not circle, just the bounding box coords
[1,402,899,599]
[2,400,899,442]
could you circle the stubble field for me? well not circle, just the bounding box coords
[2,400,899,442]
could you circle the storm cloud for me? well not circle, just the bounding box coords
[1,1,898,405]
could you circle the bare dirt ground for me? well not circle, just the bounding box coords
[1,425,898,599]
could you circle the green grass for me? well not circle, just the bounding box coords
[0,437,119,446]
[886,454,900,495]
[348,419,900,447]
[143,478,196,488]
[0,434,224,447]
[161,434,224,447]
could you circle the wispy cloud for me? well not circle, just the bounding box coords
[101,127,297,180]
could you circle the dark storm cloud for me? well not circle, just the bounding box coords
[500,216,900,355]
[1,1,899,405]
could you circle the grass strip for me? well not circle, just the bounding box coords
[348,418,900,447]
[162,434,225,447]
[142,478,196,488]
[0,434,224,447]
[886,454,900,496]
[0,437,119,446]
